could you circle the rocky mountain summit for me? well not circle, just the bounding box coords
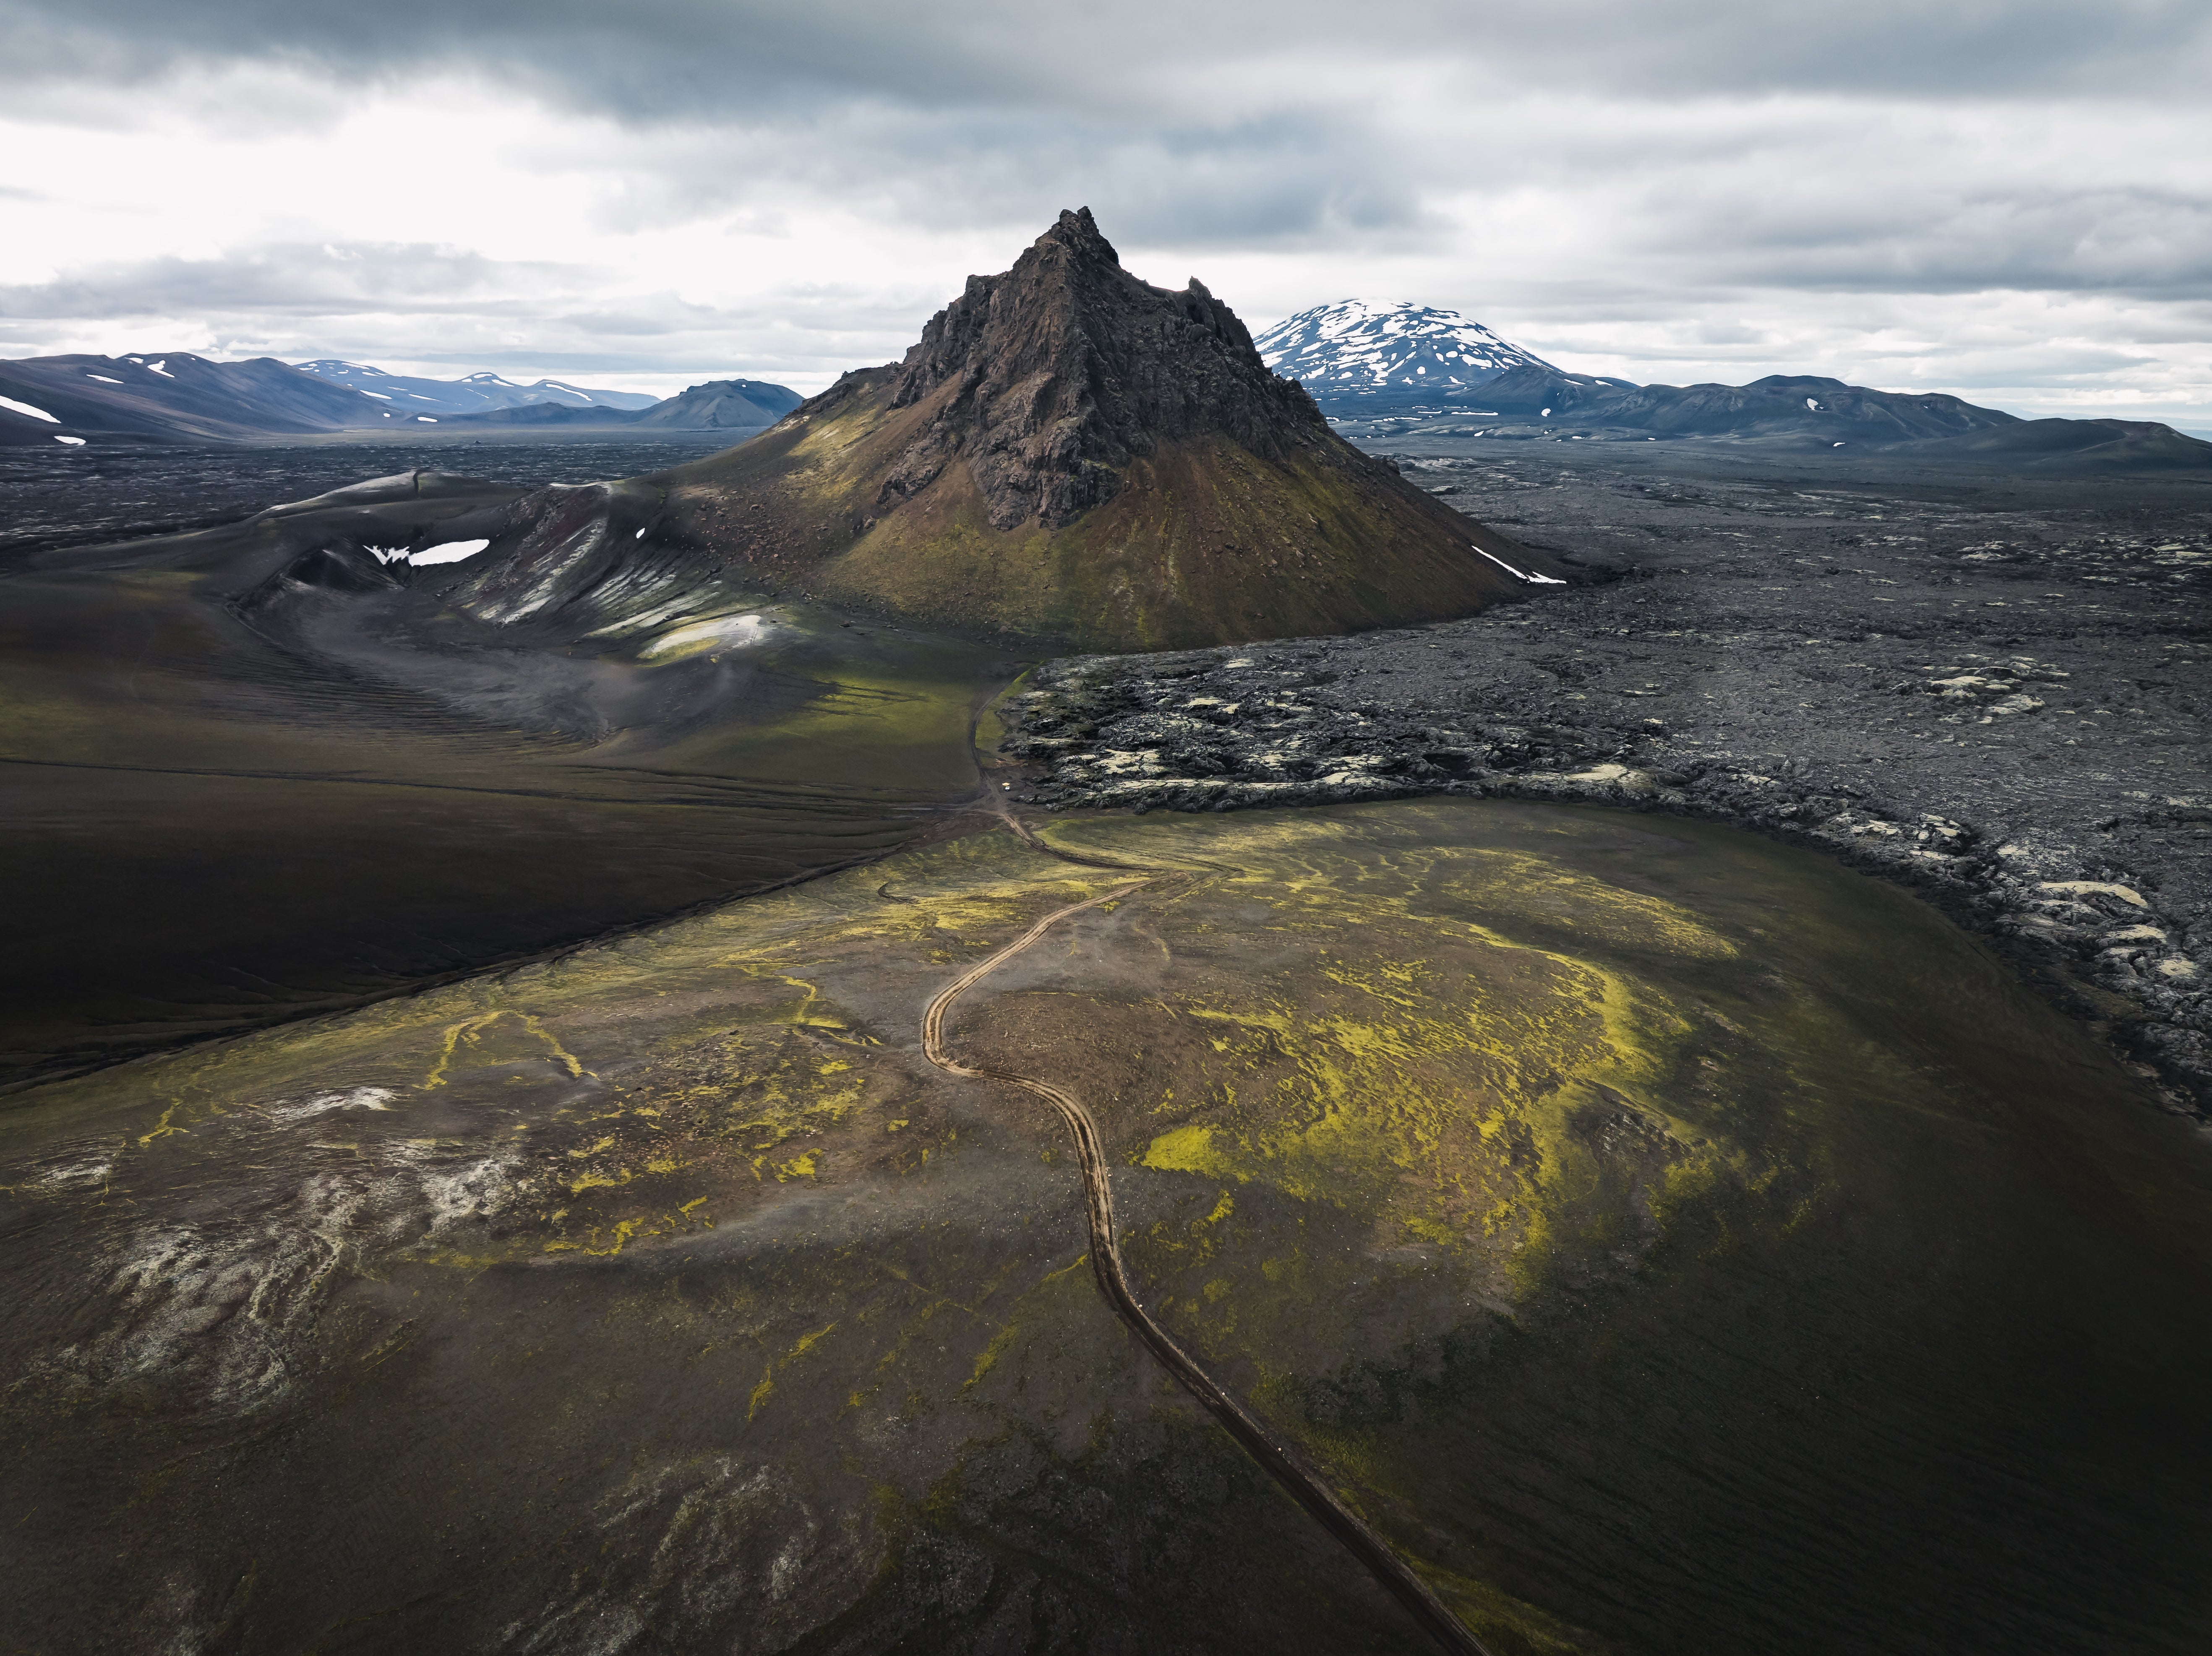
[879,208,1331,530]
[436,209,1558,651]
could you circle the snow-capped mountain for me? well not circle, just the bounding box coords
[1253,299,1560,411]
[294,362,658,415]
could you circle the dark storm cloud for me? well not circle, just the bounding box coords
[594,102,1438,249]
[8,0,2206,286]
[8,0,2209,117]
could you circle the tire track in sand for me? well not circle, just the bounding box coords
[918,835,1490,1656]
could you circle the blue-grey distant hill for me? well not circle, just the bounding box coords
[1258,300,2211,472]
[1380,365,2212,471]
[294,362,658,417]
[0,355,803,447]
[435,380,804,432]
[0,353,392,443]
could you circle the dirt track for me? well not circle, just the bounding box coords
[918,831,1490,1656]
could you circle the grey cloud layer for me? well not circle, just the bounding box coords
[0,243,921,382]
[3,0,2205,419]
[9,0,2209,111]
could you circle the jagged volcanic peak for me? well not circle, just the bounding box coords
[1254,300,1557,404]
[445,210,1559,652]
[876,208,1336,529]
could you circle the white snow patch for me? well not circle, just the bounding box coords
[1474,546,1566,585]
[415,415,438,423]
[634,527,647,539]
[0,394,58,422]
[146,359,172,377]
[410,538,490,566]
[86,373,122,384]
[54,435,86,446]
[359,389,391,400]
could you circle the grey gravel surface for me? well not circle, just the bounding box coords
[0,433,739,560]
[1002,442,2212,1117]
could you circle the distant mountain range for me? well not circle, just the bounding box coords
[1257,301,2212,471]
[0,354,405,443]
[6,319,2204,476]
[295,362,657,415]
[433,380,802,431]
[1469,364,2015,441]
[1252,300,1567,409]
[0,354,801,447]
[1361,362,2212,471]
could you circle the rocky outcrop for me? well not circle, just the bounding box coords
[877,208,1339,530]
[622,209,1552,650]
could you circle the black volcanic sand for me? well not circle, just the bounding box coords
[1002,440,2212,1113]
[0,433,745,559]
[3,803,2207,1653]
[0,459,1007,1088]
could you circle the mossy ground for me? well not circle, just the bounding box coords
[0,529,1003,1087]
[4,801,2209,1651]
[658,372,1543,651]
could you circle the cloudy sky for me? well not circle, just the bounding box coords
[4,0,2208,429]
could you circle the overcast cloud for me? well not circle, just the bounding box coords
[3,0,2207,427]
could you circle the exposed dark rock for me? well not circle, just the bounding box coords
[880,207,1340,530]
[245,542,403,602]
[615,211,1548,649]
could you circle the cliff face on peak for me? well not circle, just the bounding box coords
[449,209,1558,652]
[876,208,1333,530]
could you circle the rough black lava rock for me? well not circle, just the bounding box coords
[1000,441,2212,1116]
[881,207,1339,530]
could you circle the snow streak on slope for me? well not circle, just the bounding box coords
[294,362,658,414]
[1254,300,1557,404]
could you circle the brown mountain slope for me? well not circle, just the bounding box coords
[647,210,1555,651]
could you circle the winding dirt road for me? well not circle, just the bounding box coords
[918,826,1491,1656]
